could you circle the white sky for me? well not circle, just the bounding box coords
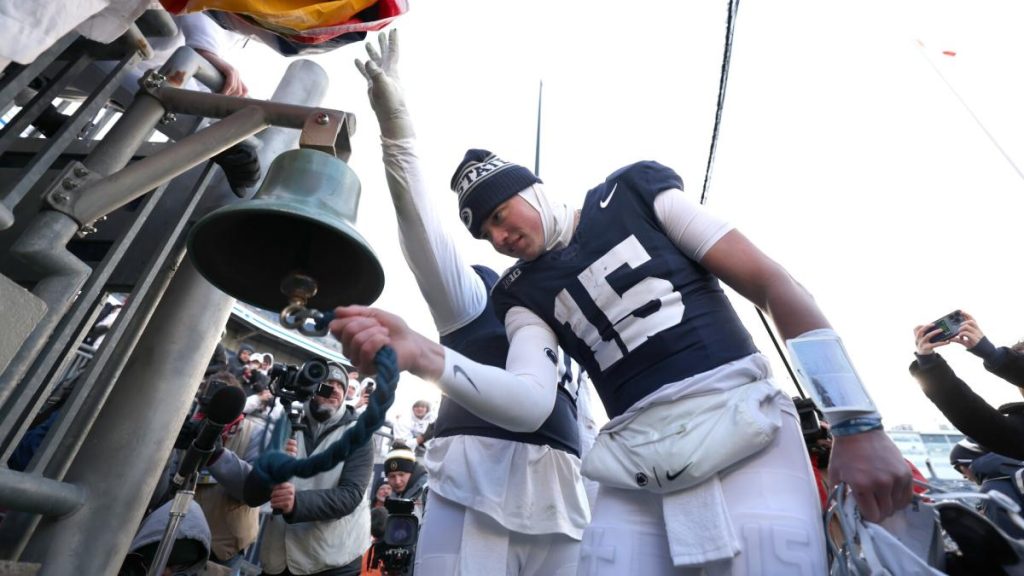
[222,0,1024,429]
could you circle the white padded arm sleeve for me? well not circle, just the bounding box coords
[652,188,734,261]
[436,306,558,432]
[381,137,487,335]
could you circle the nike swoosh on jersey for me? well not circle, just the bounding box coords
[599,183,618,208]
[453,364,479,392]
[665,461,693,482]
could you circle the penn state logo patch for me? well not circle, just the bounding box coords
[388,461,399,472]
[635,472,649,487]
[460,207,473,229]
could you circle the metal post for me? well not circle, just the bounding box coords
[66,105,269,226]
[18,59,331,574]
[84,45,224,177]
[0,45,221,403]
[22,258,235,576]
[0,469,85,518]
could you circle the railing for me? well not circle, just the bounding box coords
[0,14,353,574]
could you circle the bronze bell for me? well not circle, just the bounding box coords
[187,148,385,313]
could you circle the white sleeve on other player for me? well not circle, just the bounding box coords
[435,305,558,432]
[381,137,487,336]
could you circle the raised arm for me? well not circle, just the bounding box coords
[329,305,558,432]
[652,188,912,522]
[355,30,487,335]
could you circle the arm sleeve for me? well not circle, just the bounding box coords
[241,419,267,463]
[982,346,1024,388]
[286,438,374,524]
[207,448,253,502]
[176,13,234,53]
[434,305,559,432]
[910,357,1024,460]
[652,188,734,261]
[381,137,487,335]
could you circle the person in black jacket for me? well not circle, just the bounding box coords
[948,439,1024,539]
[383,448,428,520]
[910,310,1024,461]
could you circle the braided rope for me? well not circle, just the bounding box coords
[252,346,399,486]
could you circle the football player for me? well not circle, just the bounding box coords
[354,30,590,576]
[336,33,912,576]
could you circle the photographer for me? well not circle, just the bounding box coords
[252,364,374,576]
[911,310,1024,460]
[383,448,428,520]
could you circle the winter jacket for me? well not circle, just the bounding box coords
[909,341,1024,460]
[969,451,1024,539]
[259,405,374,575]
[121,499,211,576]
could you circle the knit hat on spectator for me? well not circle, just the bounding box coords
[450,149,541,238]
[384,448,417,474]
[326,362,346,384]
[949,438,987,469]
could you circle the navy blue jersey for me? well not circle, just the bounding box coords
[435,265,581,456]
[492,162,758,419]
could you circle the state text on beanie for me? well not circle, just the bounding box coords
[450,149,540,238]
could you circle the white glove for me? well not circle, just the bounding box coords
[354,29,414,140]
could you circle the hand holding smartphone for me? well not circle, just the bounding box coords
[926,310,965,343]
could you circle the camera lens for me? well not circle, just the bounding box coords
[302,359,328,382]
[384,516,418,547]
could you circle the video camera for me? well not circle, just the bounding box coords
[268,359,332,405]
[372,497,419,576]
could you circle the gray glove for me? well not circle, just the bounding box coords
[355,29,414,140]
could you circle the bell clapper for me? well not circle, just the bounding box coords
[279,272,332,337]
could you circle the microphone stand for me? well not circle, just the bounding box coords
[146,470,200,576]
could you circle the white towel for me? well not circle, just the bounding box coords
[662,475,741,566]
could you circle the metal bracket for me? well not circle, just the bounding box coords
[44,162,103,234]
[299,110,355,162]
[140,69,167,91]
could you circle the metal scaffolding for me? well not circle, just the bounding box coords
[0,16,351,574]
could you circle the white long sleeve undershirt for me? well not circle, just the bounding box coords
[381,137,487,336]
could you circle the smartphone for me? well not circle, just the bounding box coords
[927,310,965,343]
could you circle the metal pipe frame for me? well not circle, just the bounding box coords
[0,468,85,519]
[153,86,355,159]
[83,45,224,177]
[0,52,95,160]
[0,177,174,462]
[0,53,138,229]
[23,258,237,576]
[0,168,217,561]
[54,105,269,226]
[0,35,77,116]
[21,59,331,573]
[0,44,219,405]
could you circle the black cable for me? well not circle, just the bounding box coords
[699,0,740,206]
[696,0,805,398]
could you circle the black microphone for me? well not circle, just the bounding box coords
[172,385,246,490]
